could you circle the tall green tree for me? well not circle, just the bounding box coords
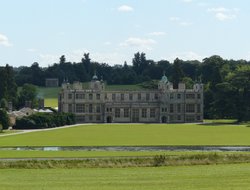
[172,58,184,89]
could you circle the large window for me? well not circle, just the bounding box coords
[96,105,101,113]
[170,93,174,99]
[154,93,158,100]
[150,108,156,118]
[76,93,85,99]
[68,93,72,99]
[197,104,201,113]
[138,93,141,100]
[121,94,124,101]
[186,94,195,99]
[129,94,133,100]
[186,104,195,113]
[170,104,174,113]
[124,108,129,117]
[76,104,85,113]
[177,94,181,99]
[146,93,150,101]
[68,104,73,113]
[177,104,181,113]
[112,94,116,100]
[96,94,100,100]
[89,94,93,100]
[197,94,201,99]
[142,108,147,118]
[89,104,93,113]
[115,108,120,118]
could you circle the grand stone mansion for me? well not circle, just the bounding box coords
[58,74,203,123]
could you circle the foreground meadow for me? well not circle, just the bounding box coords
[1,164,250,190]
[0,123,250,146]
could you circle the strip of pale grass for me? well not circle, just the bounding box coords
[1,123,250,146]
[0,130,20,136]
[2,150,248,158]
[1,164,250,190]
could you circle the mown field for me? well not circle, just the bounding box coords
[1,123,250,146]
[1,164,250,190]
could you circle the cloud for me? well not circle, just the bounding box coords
[0,33,12,47]
[147,32,166,36]
[169,17,192,26]
[117,5,134,12]
[104,41,111,46]
[120,37,156,50]
[169,17,181,21]
[207,7,238,21]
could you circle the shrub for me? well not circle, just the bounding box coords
[0,109,9,130]
[13,112,76,129]
[153,155,166,167]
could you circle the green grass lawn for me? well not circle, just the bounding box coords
[1,164,250,190]
[1,123,250,146]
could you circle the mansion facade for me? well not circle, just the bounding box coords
[58,75,203,123]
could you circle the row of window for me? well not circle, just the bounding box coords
[75,115,101,122]
[67,92,201,101]
[169,93,201,100]
[113,108,156,118]
[111,93,158,101]
[69,104,101,113]
[162,104,201,113]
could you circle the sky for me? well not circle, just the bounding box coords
[1,0,250,67]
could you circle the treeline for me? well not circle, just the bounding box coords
[1,52,250,121]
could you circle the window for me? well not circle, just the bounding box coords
[112,94,116,100]
[177,94,181,99]
[150,108,156,118]
[124,108,129,117]
[170,104,174,113]
[146,93,150,101]
[197,94,201,99]
[161,108,167,112]
[76,115,85,122]
[76,104,85,113]
[197,115,201,121]
[68,93,72,99]
[186,104,195,113]
[89,104,93,113]
[138,93,141,100]
[68,104,73,113]
[115,108,120,118]
[129,94,133,100]
[89,94,93,100]
[106,107,112,112]
[170,93,174,99]
[186,115,195,122]
[197,104,201,113]
[96,94,100,100]
[142,108,147,118]
[96,105,101,113]
[105,93,108,100]
[96,115,101,121]
[177,115,181,121]
[121,94,124,101]
[186,94,195,99]
[177,104,181,113]
[154,93,158,100]
[89,115,93,121]
[76,93,85,99]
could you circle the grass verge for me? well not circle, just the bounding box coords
[1,153,250,169]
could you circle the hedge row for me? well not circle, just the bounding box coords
[13,113,75,129]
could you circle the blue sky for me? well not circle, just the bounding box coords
[0,0,250,67]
